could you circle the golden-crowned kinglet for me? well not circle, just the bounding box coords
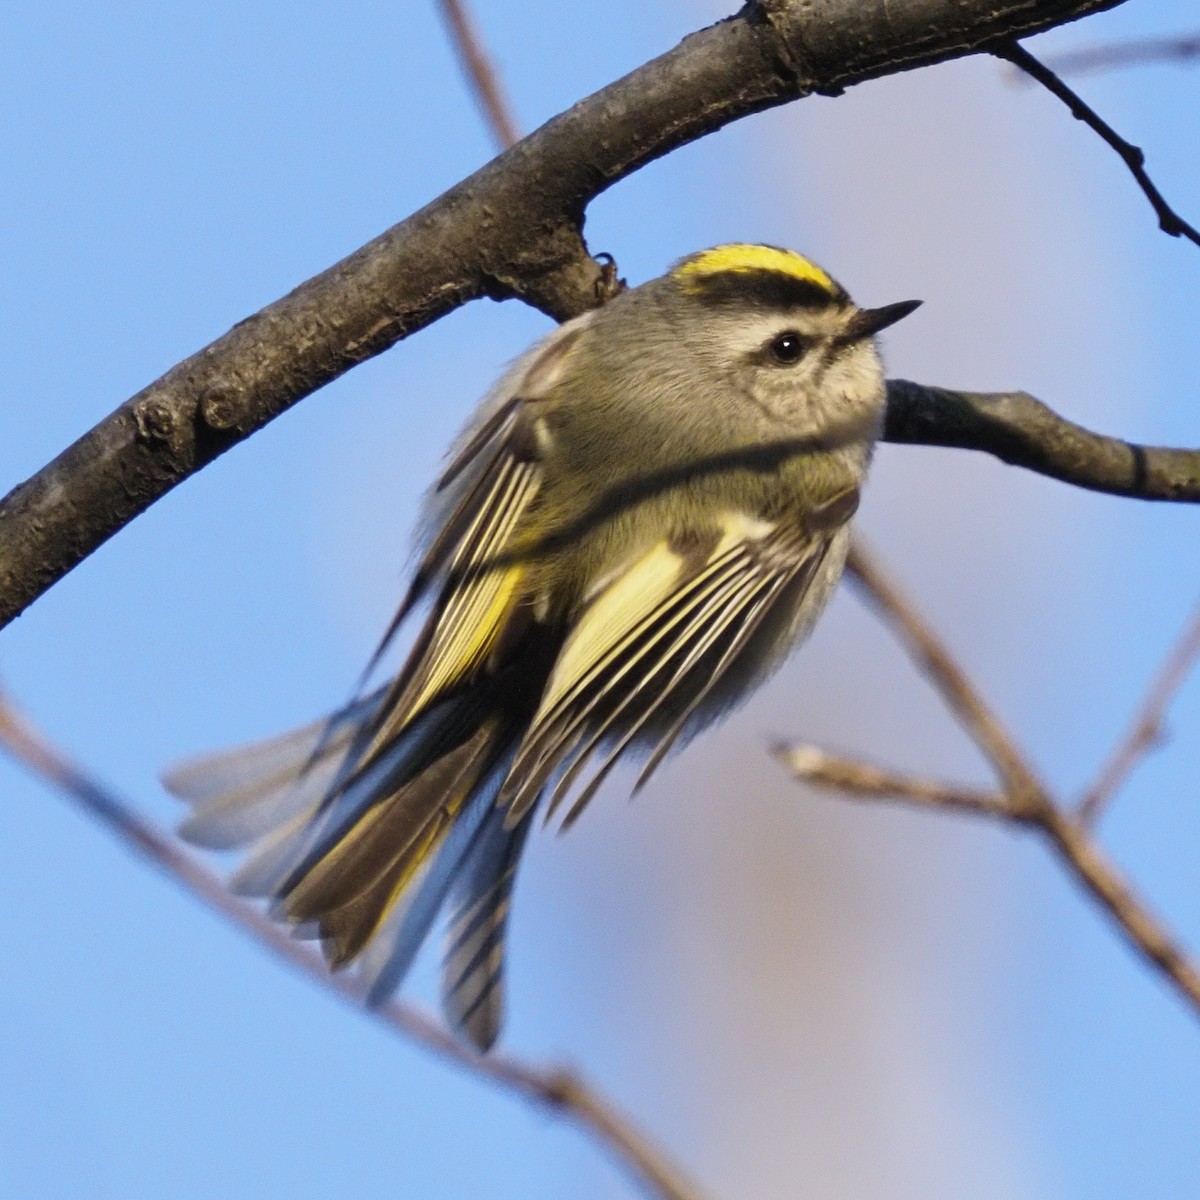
[164,244,919,1050]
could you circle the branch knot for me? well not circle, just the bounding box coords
[132,398,177,444]
[199,380,245,432]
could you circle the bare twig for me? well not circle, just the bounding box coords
[435,0,521,150]
[790,539,1200,1018]
[845,543,1048,814]
[0,690,707,1200]
[1040,32,1200,76]
[996,40,1200,248]
[777,719,1200,1012]
[772,743,1010,818]
[1077,599,1200,824]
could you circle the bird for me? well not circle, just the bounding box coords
[163,243,919,1051]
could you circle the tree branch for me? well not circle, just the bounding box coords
[779,736,1200,1016]
[884,381,1200,503]
[775,540,1200,1020]
[845,543,1050,813]
[436,0,521,150]
[996,40,1200,248]
[771,744,1010,817]
[0,0,1127,632]
[1034,31,1200,76]
[1076,598,1200,824]
[0,689,707,1200]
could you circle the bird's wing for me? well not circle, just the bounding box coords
[500,512,841,827]
[348,319,591,775]
[233,321,593,969]
[167,320,590,990]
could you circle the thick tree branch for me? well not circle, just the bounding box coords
[0,689,707,1200]
[884,381,1200,503]
[0,0,1126,632]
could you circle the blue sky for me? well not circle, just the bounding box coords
[2,3,1199,1198]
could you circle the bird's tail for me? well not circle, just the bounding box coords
[164,685,530,1050]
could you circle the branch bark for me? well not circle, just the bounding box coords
[884,381,1200,503]
[0,0,1129,632]
[771,744,1010,817]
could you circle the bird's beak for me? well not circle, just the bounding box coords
[840,299,922,343]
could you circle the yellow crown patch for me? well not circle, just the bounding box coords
[673,244,836,296]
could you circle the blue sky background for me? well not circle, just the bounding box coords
[1,2,1198,1197]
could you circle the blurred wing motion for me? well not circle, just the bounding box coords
[166,328,845,1050]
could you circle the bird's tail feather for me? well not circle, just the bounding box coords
[440,808,530,1049]
[167,690,387,852]
[165,688,528,1049]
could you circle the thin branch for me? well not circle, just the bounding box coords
[435,0,521,150]
[1040,32,1200,76]
[777,732,1200,1013]
[1039,805,1200,1002]
[0,0,1131,632]
[845,543,1048,813]
[884,381,1200,504]
[0,690,707,1200]
[772,743,1011,818]
[1077,599,1200,824]
[996,40,1200,248]
[816,538,1200,1019]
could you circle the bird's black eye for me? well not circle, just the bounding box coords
[769,331,807,365]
